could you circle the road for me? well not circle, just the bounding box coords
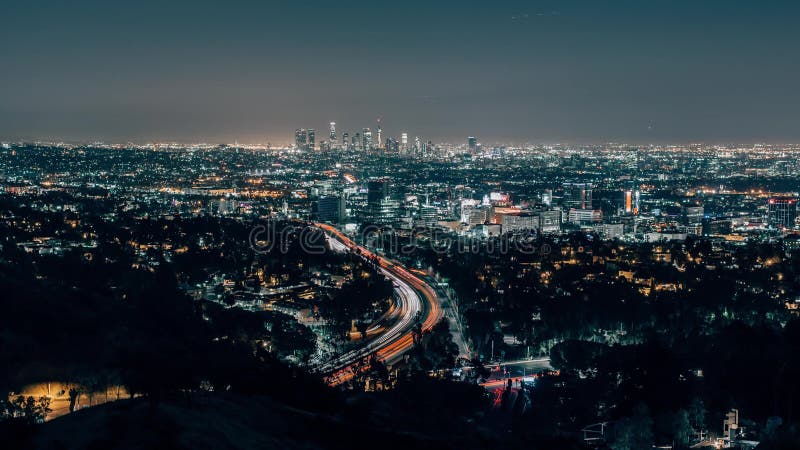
[313,223,443,384]
[476,358,553,389]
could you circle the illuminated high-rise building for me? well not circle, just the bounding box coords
[374,197,400,225]
[420,204,438,228]
[401,133,408,152]
[622,181,640,215]
[467,136,477,153]
[385,137,398,152]
[315,196,345,224]
[563,182,593,210]
[624,190,633,213]
[622,190,640,215]
[307,129,315,150]
[376,121,382,149]
[329,122,336,141]
[365,179,392,223]
[294,128,307,150]
[362,128,372,150]
[342,132,349,149]
[768,197,798,228]
[367,180,390,205]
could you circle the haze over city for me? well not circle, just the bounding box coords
[2,0,799,144]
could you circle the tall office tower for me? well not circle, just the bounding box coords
[624,190,633,213]
[315,196,346,224]
[307,129,315,150]
[401,132,408,151]
[294,128,307,150]
[419,204,438,228]
[376,121,382,149]
[467,136,477,153]
[622,181,640,215]
[342,132,349,149]
[374,197,400,225]
[563,182,593,209]
[367,180,389,205]
[329,122,336,141]
[362,128,372,150]
[414,136,420,155]
[353,132,361,150]
[768,197,798,229]
[622,189,641,215]
[366,180,394,225]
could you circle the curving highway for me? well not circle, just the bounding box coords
[313,223,443,384]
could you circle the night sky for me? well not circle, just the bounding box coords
[1,0,798,145]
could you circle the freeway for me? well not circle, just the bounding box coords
[313,223,443,384]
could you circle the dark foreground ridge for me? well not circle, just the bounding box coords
[1,390,577,450]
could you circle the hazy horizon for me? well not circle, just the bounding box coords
[2,0,799,144]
